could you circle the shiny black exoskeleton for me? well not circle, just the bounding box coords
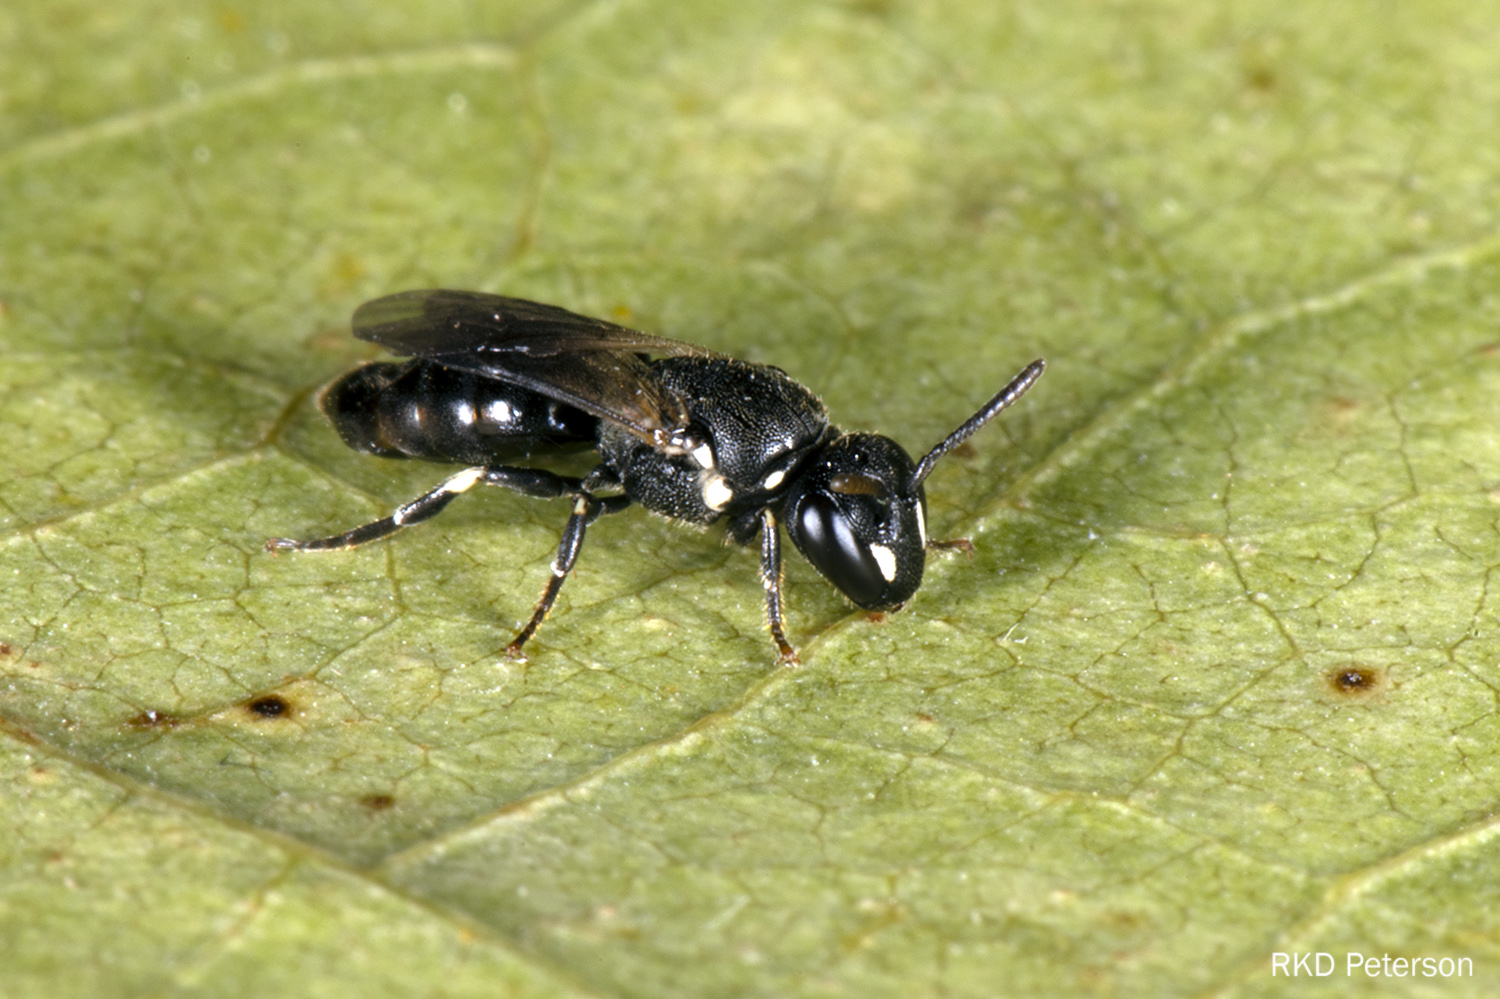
[268,290,1045,663]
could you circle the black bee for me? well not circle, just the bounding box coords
[268,290,1044,663]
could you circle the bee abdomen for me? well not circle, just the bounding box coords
[319,360,597,465]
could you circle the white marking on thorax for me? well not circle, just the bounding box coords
[869,544,897,582]
[702,473,734,512]
[761,468,786,491]
[683,439,734,511]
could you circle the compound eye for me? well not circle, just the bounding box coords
[793,494,888,607]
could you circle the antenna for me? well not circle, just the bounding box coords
[907,359,1046,492]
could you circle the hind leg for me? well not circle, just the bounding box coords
[265,465,591,552]
[504,490,632,658]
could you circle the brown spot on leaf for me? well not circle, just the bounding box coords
[1104,908,1147,930]
[1243,63,1276,92]
[360,794,396,812]
[1327,665,1384,697]
[125,710,183,730]
[318,251,367,300]
[845,0,897,18]
[303,324,352,353]
[1314,394,1366,437]
[0,642,12,657]
[246,695,291,719]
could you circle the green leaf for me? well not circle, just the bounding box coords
[4,1,1500,996]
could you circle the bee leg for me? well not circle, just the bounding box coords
[758,508,800,665]
[505,491,632,659]
[265,465,588,552]
[926,538,975,558]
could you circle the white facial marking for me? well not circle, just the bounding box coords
[691,443,715,469]
[869,544,898,583]
[702,474,734,511]
[915,503,928,548]
[483,399,513,424]
[762,469,786,491]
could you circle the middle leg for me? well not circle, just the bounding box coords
[505,490,632,658]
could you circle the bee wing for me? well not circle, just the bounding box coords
[352,289,717,443]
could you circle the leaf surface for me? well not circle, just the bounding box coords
[4,1,1500,996]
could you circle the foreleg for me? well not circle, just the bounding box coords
[758,508,800,665]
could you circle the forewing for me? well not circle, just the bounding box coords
[352,289,713,441]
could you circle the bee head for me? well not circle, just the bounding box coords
[782,434,927,609]
[781,358,1046,611]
